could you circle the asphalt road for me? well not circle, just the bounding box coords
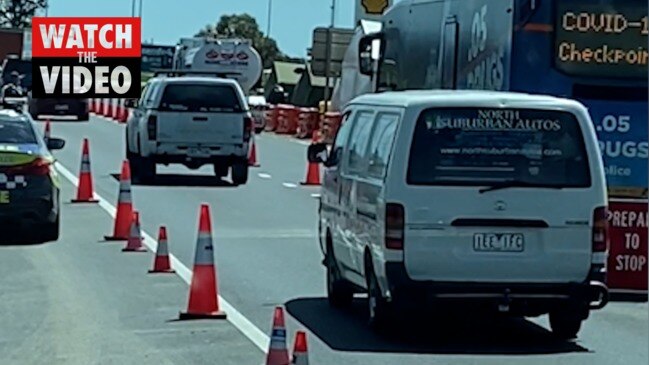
[37,114,649,365]
[0,176,262,365]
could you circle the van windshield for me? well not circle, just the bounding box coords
[407,108,592,187]
[159,84,243,113]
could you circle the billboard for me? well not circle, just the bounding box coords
[141,44,175,73]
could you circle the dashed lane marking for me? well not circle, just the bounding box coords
[282,182,297,188]
[54,162,270,352]
[257,173,272,179]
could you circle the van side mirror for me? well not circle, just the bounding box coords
[124,99,138,108]
[46,137,65,150]
[358,33,382,76]
[307,143,328,164]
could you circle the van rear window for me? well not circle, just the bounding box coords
[159,84,242,112]
[407,108,592,187]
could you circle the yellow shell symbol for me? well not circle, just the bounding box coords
[362,0,390,15]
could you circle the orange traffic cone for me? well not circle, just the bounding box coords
[300,160,320,186]
[248,135,260,167]
[71,138,99,203]
[291,331,309,365]
[149,226,175,273]
[265,306,290,365]
[43,119,51,142]
[105,161,134,241]
[122,211,146,252]
[179,204,227,320]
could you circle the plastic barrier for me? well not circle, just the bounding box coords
[264,105,278,132]
[321,112,342,144]
[276,104,299,135]
[296,108,320,139]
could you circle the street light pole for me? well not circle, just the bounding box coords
[266,0,273,37]
[139,0,143,17]
[323,0,336,104]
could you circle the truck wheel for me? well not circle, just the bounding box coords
[326,247,353,308]
[366,263,392,331]
[213,165,229,179]
[78,112,90,121]
[549,311,583,340]
[231,162,249,185]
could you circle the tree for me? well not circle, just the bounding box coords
[196,13,286,69]
[0,0,46,29]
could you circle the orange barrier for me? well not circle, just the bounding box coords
[321,112,343,144]
[276,104,299,135]
[105,160,134,241]
[296,108,320,139]
[122,211,146,252]
[264,105,279,132]
[149,226,175,273]
[265,307,290,365]
[291,331,309,365]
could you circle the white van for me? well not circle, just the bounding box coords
[309,90,609,339]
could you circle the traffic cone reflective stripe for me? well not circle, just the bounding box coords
[122,211,146,252]
[179,204,226,320]
[266,306,290,365]
[248,136,260,167]
[105,161,134,241]
[291,331,309,365]
[149,226,175,273]
[72,138,99,203]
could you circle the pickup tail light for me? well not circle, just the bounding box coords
[147,115,157,140]
[591,206,609,264]
[385,203,405,250]
[244,115,253,141]
[0,157,51,176]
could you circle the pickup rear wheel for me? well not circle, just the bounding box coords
[549,311,583,340]
[231,162,249,186]
[213,165,229,179]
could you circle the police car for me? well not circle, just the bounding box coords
[0,100,66,243]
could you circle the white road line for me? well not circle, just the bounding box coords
[257,173,272,179]
[54,162,270,352]
[282,182,297,188]
[310,193,321,199]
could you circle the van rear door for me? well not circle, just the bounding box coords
[401,107,598,284]
[155,83,245,145]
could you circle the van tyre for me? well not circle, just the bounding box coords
[326,251,353,308]
[367,266,391,331]
[231,162,249,185]
[549,311,583,340]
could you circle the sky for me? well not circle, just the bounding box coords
[46,0,358,57]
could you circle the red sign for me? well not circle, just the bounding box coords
[607,199,648,292]
[32,17,141,58]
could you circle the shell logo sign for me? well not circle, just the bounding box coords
[356,0,392,23]
[361,0,390,14]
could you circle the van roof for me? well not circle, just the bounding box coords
[349,90,585,111]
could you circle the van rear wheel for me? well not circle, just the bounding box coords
[326,252,353,308]
[367,266,392,331]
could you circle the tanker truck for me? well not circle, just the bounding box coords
[172,38,262,95]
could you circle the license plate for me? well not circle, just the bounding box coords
[55,104,69,111]
[187,147,210,157]
[473,233,524,252]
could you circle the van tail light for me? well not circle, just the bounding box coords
[147,115,157,140]
[244,115,253,141]
[590,206,609,282]
[385,203,405,250]
[0,157,51,176]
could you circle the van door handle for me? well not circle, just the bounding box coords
[193,117,208,121]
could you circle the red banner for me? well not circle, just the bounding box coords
[607,199,648,292]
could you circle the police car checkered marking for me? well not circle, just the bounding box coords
[0,174,27,190]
